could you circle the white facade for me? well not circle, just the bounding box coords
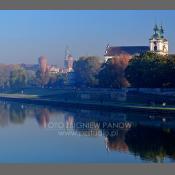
[149,25,168,55]
[150,38,168,55]
[48,65,60,74]
[104,56,113,62]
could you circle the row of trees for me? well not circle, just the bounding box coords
[0,64,68,89]
[126,52,175,88]
[36,70,68,88]
[73,52,175,88]
[73,55,130,88]
[0,65,29,88]
[0,52,175,89]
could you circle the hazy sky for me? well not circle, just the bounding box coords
[0,10,175,66]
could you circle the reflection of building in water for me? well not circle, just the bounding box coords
[104,137,110,152]
[64,114,74,129]
[65,113,101,137]
[103,124,175,162]
[104,130,129,152]
[0,101,175,163]
[72,121,101,137]
[35,108,50,128]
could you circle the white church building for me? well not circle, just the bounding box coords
[104,25,169,61]
[149,24,168,55]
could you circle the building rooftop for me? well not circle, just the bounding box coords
[105,46,149,57]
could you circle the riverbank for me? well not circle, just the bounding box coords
[0,87,175,113]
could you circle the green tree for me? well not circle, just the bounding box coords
[35,70,50,88]
[125,52,170,88]
[47,73,68,87]
[0,64,11,88]
[56,73,68,87]
[166,55,175,87]
[9,65,28,88]
[25,70,37,87]
[73,56,101,87]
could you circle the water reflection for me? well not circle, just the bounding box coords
[0,101,175,163]
[35,108,50,128]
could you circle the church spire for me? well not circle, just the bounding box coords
[65,46,71,60]
[160,25,164,38]
[64,46,74,72]
[152,24,165,39]
[153,24,159,34]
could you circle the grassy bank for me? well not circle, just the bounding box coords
[0,87,175,113]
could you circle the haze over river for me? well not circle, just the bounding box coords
[0,101,174,163]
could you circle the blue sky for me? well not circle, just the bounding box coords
[0,10,175,66]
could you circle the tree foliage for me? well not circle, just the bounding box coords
[98,54,130,88]
[47,73,68,87]
[9,65,29,88]
[0,64,12,88]
[35,70,50,88]
[73,56,101,87]
[125,52,175,88]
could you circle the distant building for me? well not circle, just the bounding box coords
[20,64,39,71]
[65,54,74,72]
[48,65,60,74]
[104,45,149,62]
[38,56,48,73]
[149,24,168,55]
[64,47,74,72]
[104,25,169,62]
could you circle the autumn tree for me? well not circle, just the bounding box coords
[98,54,130,88]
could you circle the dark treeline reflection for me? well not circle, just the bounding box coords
[0,101,175,163]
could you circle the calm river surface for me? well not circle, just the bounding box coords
[0,101,174,163]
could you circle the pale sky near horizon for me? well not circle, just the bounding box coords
[0,10,175,66]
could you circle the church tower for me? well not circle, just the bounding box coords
[149,24,168,55]
[64,46,74,72]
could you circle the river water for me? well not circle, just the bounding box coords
[0,101,174,163]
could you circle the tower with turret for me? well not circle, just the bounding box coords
[149,24,168,55]
[38,56,48,73]
[64,46,74,72]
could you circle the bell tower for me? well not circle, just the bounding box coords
[149,24,168,55]
[64,46,74,72]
